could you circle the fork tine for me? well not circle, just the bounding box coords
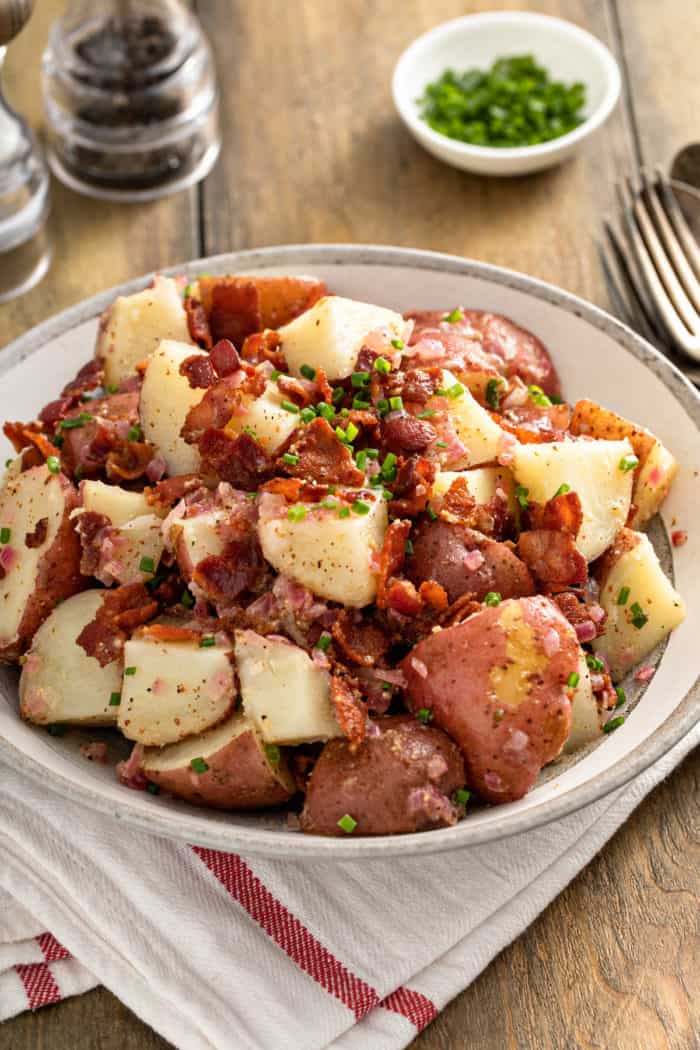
[639,168,700,314]
[627,176,700,335]
[601,222,668,346]
[654,166,700,282]
[618,179,700,362]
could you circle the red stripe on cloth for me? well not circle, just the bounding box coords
[381,986,439,1030]
[15,962,62,1010]
[192,846,380,1020]
[37,932,71,962]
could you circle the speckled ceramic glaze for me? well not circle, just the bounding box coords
[0,245,698,859]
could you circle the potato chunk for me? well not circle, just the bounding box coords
[96,276,191,387]
[562,653,601,754]
[19,590,121,725]
[513,439,634,562]
[118,632,235,745]
[225,380,300,453]
[235,629,340,744]
[434,370,505,467]
[593,529,686,681]
[257,491,387,607]
[570,399,678,528]
[139,340,208,476]
[277,295,407,380]
[80,480,156,524]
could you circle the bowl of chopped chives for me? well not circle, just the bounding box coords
[392,11,621,177]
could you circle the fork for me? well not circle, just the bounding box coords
[600,167,700,386]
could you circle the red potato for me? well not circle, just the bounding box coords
[401,596,578,804]
[406,519,534,604]
[300,715,466,837]
[0,465,85,662]
[142,713,296,809]
[197,275,327,343]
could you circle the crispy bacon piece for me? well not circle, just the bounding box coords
[418,579,449,611]
[381,414,435,454]
[500,402,571,444]
[3,422,57,461]
[315,367,333,405]
[552,590,607,638]
[376,519,411,608]
[517,529,587,585]
[210,339,241,377]
[106,440,158,482]
[77,582,158,666]
[138,623,201,644]
[240,330,286,370]
[200,275,327,335]
[198,429,271,489]
[277,374,314,408]
[185,296,213,349]
[384,578,423,617]
[438,592,482,627]
[541,490,583,537]
[193,536,264,606]
[145,473,206,510]
[389,456,436,517]
[208,280,262,345]
[400,369,439,405]
[331,609,390,667]
[74,510,110,576]
[62,359,105,399]
[276,417,363,487]
[24,517,49,549]
[180,354,217,389]
[181,376,245,444]
[440,477,476,523]
[329,674,367,746]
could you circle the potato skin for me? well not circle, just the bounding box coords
[300,715,466,836]
[143,727,294,810]
[406,519,534,604]
[401,597,578,804]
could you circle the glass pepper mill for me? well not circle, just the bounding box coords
[0,0,52,303]
[42,0,221,201]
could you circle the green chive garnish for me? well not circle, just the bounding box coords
[345,422,359,443]
[0,527,10,544]
[416,708,433,724]
[616,586,630,605]
[389,341,403,352]
[280,399,299,414]
[427,506,438,521]
[338,506,351,519]
[527,384,552,407]
[124,666,137,676]
[60,412,94,430]
[321,498,337,509]
[485,378,502,410]
[106,384,119,394]
[351,499,370,515]
[46,456,61,474]
[446,382,464,399]
[181,589,195,608]
[109,691,121,706]
[554,483,570,497]
[566,671,580,688]
[388,396,403,412]
[316,633,332,652]
[190,757,209,773]
[381,452,397,481]
[355,450,368,471]
[376,354,393,369]
[270,369,283,380]
[139,556,155,574]
[282,453,299,466]
[514,485,529,509]
[265,744,281,765]
[443,308,464,323]
[484,592,502,607]
[453,788,471,805]
[376,398,389,416]
[318,402,335,421]
[630,602,648,629]
[337,813,357,834]
[586,654,604,672]
[300,364,316,381]
[332,387,345,405]
[405,538,414,554]
[287,504,307,522]
[603,716,625,734]
[127,424,143,442]
[417,409,436,419]
[435,441,447,448]
[351,371,370,388]
[615,686,626,708]
[300,406,317,423]
[352,396,370,410]
[619,454,639,473]
[199,636,216,648]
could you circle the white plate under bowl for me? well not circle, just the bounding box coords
[0,245,698,859]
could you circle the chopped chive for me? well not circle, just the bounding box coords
[106,384,119,394]
[527,384,552,407]
[5,458,12,467]
[434,388,448,397]
[124,666,137,676]
[352,396,370,410]
[416,708,433,724]
[48,453,62,472]
[127,424,143,442]
[335,426,347,442]
[485,377,503,410]
[147,782,160,795]
[270,369,283,380]
[427,506,438,521]
[405,538,414,555]
[351,499,370,515]
[345,422,359,443]
[60,412,94,430]
[365,448,379,459]
[629,601,648,629]
[199,636,216,648]
[369,475,383,488]
[340,408,350,418]
[338,506,351,519]
[484,591,502,607]
[181,589,195,608]
[446,382,465,399]
[380,452,397,481]
[321,498,337,509]
[317,402,335,421]
[300,363,316,381]
[382,489,393,501]
[243,426,258,440]
[282,453,299,466]
[351,371,370,388]
[586,654,604,672]
[47,723,66,737]
[280,399,299,414]
[453,788,471,805]
[337,813,357,834]
[139,556,155,574]
[435,440,447,448]
[615,686,626,708]
[0,527,10,544]
[300,406,317,424]
[265,744,281,765]
[554,483,570,497]
[417,409,436,419]
[376,398,390,416]
[603,715,625,734]
[328,485,337,493]
[388,396,403,412]
[52,434,64,448]
[566,671,580,688]
[109,691,121,706]
[316,632,332,652]
[355,450,368,471]
[332,387,345,405]
[514,485,529,509]
[190,757,209,773]
[381,682,392,693]
[376,354,393,369]
[389,340,403,352]
[183,284,193,298]
[616,586,630,606]
[246,491,257,501]
[443,308,463,323]
[619,454,639,473]
[287,504,307,522]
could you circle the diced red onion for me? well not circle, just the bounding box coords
[575,620,597,643]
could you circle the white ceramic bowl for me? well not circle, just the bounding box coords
[392,12,621,176]
[0,245,698,859]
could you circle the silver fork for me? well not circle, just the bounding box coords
[600,167,700,385]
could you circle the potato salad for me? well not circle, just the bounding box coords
[1,274,686,836]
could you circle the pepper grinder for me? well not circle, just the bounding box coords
[42,0,220,201]
[0,0,52,303]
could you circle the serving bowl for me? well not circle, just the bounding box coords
[392,12,621,176]
[0,244,698,858]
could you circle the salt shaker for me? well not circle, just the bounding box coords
[42,0,220,201]
[0,0,52,303]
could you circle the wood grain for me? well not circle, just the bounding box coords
[2,2,699,1049]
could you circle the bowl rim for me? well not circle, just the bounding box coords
[0,242,698,860]
[392,11,622,161]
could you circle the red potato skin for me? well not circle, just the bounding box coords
[143,730,294,810]
[300,715,466,837]
[0,475,86,663]
[400,597,578,804]
[406,519,535,604]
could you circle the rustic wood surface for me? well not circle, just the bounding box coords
[1,2,698,1049]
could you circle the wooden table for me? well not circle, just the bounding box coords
[2,2,699,1048]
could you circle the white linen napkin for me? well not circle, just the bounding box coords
[1,724,697,1049]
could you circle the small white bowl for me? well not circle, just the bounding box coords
[392,11,621,177]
